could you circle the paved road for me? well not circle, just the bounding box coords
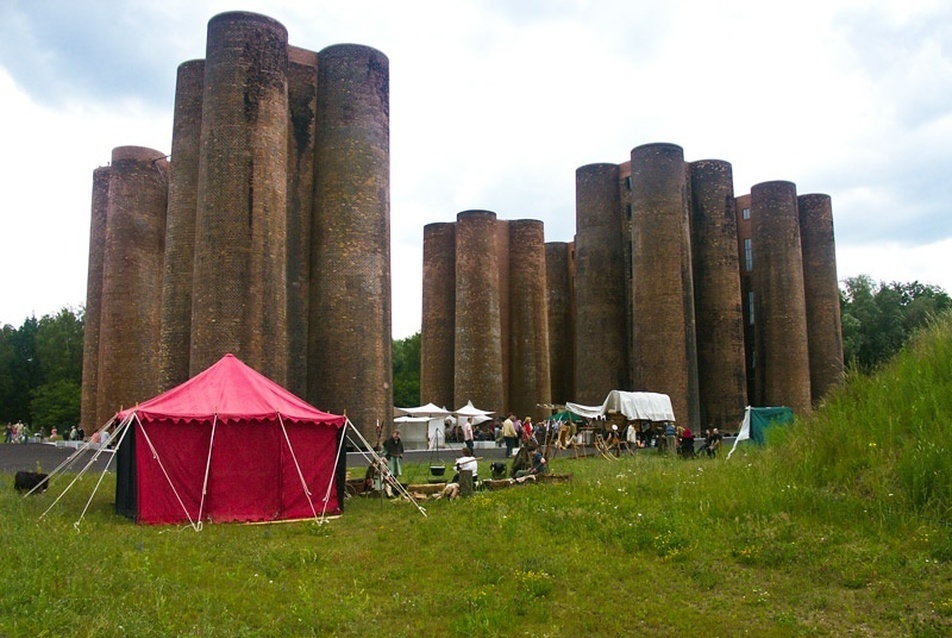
[1,443,115,475]
[0,441,511,476]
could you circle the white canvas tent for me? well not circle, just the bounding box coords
[394,402,452,418]
[566,390,676,422]
[454,400,493,425]
[394,403,453,450]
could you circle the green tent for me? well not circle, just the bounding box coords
[726,406,794,458]
[549,410,586,424]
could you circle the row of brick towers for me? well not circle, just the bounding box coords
[421,142,844,430]
[420,213,552,421]
[80,12,393,441]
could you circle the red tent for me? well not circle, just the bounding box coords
[113,354,346,526]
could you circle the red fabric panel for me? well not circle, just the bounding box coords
[206,422,281,522]
[135,420,210,524]
[280,424,342,518]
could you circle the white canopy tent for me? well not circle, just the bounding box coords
[454,400,494,425]
[393,403,454,450]
[393,415,446,450]
[394,402,452,418]
[566,390,676,422]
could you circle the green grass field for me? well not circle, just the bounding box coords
[2,316,951,637]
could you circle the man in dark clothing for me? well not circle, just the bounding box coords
[383,430,405,477]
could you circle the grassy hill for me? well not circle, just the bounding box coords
[2,315,950,637]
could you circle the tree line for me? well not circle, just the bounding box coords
[1,276,947,430]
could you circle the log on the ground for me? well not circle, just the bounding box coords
[405,483,446,495]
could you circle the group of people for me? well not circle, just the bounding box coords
[499,413,540,457]
[566,418,726,460]
[2,422,87,444]
[377,417,549,495]
[656,422,722,458]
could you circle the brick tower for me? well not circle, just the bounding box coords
[507,220,551,421]
[629,143,699,429]
[190,12,290,384]
[750,181,812,414]
[79,167,110,433]
[95,147,169,425]
[689,159,747,429]
[798,193,844,404]
[158,59,204,391]
[308,44,393,440]
[453,210,505,412]
[420,222,457,410]
[574,163,628,404]
[545,241,575,405]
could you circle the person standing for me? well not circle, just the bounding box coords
[664,421,677,455]
[708,427,723,457]
[501,414,518,457]
[462,417,475,454]
[383,429,405,477]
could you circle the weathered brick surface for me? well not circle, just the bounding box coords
[751,181,812,414]
[495,218,512,410]
[190,12,290,384]
[545,241,575,405]
[508,220,550,421]
[285,46,318,399]
[453,210,505,412]
[80,167,110,432]
[798,193,844,404]
[420,222,456,410]
[574,163,629,404]
[308,43,392,440]
[158,59,204,392]
[629,143,699,429]
[96,147,168,424]
[734,193,757,402]
[690,160,747,429]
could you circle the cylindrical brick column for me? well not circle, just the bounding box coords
[734,193,757,402]
[508,220,551,421]
[96,147,169,424]
[158,59,204,391]
[286,46,318,399]
[191,11,290,383]
[545,241,575,405]
[495,219,512,410]
[798,193,844,404]
[689,160,747,430]
[629,143,699,429]
[80,167,110,433]
[574,163,628,404]
[309,44,392,440]
[751,181,812,414]
[454,210,504,413]
[420,222,456,410]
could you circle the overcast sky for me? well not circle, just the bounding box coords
[1,0,950,338]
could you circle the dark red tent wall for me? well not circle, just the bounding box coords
[127,419,342,524]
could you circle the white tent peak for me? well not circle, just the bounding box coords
[394,402,451,418]
[454,400,494,417]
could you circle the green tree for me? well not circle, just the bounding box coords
[35,307,84,384]
[29,378,81,432]
[392,332,421,408]
[0,308,84,426]
[0,316,41,424]
[841,276,950,372]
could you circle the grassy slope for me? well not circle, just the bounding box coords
[1,316,951,637]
